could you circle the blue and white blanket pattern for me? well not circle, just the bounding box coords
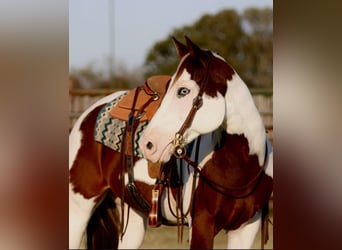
[94,93,149,158]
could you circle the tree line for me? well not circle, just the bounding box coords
[70,7,272,89]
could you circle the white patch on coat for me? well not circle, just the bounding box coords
[224,74,266,166]
[139,70,226,163]
[114,199,146,249]
[227,211,262,249]
[69,183,96,248]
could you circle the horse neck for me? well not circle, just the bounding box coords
[222,73,266,166]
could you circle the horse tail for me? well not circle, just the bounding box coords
[86,189,120,249]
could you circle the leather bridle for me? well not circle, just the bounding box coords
[170,58,269,198]
[172,58,210,158]
[172,94,203,158]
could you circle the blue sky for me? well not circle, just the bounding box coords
[69,0,272,72]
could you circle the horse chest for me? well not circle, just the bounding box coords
[193,179,255,232]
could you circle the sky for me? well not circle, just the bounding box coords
[69,0,273,73]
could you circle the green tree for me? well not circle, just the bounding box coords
[241,8,273,87]
[143,8,272,88]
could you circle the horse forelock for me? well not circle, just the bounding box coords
[173,50,234,97]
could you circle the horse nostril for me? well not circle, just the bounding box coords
[146,141,154,150]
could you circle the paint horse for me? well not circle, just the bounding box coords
[139,37,273,249]
[69,75,174,249]
[69,36,273,249]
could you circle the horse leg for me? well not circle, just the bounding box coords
[117,200,147,249]
[190,210,215,249]
[227,210,261,249]
[69,183,97,249]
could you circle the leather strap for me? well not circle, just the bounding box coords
[182,140,269,198]
[125,87,152,212]
[172,59,209,158]
[120,86,153,238]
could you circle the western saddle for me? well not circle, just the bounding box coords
[110,75,171,229]
[110,75,171,122]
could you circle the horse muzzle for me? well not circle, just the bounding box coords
[139,135,173,163]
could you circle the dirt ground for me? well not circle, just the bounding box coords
[80,202,273,249]
[140,200,273,249]
[140,221,273,249]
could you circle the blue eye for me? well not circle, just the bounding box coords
[177,87,190,97]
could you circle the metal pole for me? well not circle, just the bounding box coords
[108,0,115,79]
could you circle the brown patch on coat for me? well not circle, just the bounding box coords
[69,104,153,207]
[69,105,109,198]
[174,50,234,97]
[190,132,273,249]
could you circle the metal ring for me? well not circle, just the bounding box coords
[152,93,159,101]
[173,145,186,158]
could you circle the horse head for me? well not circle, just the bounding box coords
[140,36,266,165]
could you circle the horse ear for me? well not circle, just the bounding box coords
[185,36,203,57]
[172,36,188,58]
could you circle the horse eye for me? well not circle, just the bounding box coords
[177,87,190,97]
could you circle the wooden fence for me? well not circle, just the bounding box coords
[69,88,273,142]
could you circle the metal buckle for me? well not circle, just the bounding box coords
[193,95,203,110]
[172,133,183,146]
[172,133,186,158]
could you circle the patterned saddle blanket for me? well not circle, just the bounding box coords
[94,75,171,158]
[94,93,149,157]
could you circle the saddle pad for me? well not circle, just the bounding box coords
[94,92,148,158]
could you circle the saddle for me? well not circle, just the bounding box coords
[110,74,171,180]
[110,75,171,122]
[109,75,171,230]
